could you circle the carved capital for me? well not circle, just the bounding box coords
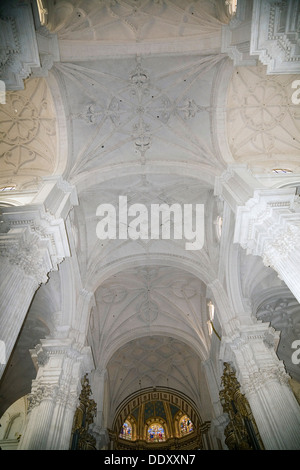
[0,227,52,284]
[0,178,77,282]
[27,383,59,412]
[242,365,290,396]
[234,187,300,258]
[263,223,300,265]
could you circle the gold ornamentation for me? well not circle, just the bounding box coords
[220,362,264,450]
[70,374,97,450]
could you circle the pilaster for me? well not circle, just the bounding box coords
[18,338,93,450]
[89,368,110,450]
[0,177,78,379]
[215,165,300,304]
[220,322,300,449]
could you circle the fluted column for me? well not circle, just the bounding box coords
[0,227,53,379]
[221,322,300,449]
[18,338,93,450]
[0,177,77,379]
[89,368,110,449]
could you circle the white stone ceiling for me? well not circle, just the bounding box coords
[106,335,205,421]
[48,0,227,57]
[54,53,226,187]
[89,266,211,369]
[74,173,220,288]
[227,65,300,174]
[90,265,218,420]
[0,78,57,191]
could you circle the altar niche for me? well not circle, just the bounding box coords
[112,388,209,450]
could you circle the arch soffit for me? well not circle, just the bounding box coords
[71,161,219,197]
[99,327,209,371]
[86,253,215,295]
[46,69,71,177]
[83,255,232,352]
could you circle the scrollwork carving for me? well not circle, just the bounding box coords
[220,363,264,450]
[27,383,59,413]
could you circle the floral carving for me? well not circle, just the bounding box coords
[0,77,57,190]
[227,65,300,173]
[68,57,209,172]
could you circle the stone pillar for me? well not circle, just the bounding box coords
[0,230,45,378]
[0,177,77,379]
[221,322,300,450]
[18,338,93,450]
[215,165,300,304]
[234,188,300,304]
[89,368,110,450]
[202,359,228,450]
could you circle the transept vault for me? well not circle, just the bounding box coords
[0,0,300,451]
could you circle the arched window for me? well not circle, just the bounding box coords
[179,415,193,435]
[119,420,132,440]
[147,423,166,442]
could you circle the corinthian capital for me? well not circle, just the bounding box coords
[0,227,52,284]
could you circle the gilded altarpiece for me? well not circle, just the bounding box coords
[70,374,97,450]
[220,363,264,450]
